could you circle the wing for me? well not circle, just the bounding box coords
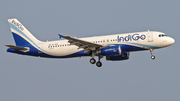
[59,34,103,53]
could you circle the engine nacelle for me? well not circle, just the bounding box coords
[106,52,130,61]
[99,46,121,56]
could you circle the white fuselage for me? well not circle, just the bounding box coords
[38,31,174,57]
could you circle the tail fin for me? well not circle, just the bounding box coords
[8,18,41,46]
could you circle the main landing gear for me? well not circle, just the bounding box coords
[90,56,103,67]
[96,55,103,67]
[90,58,96,64]
[96,61,102,67]
[150,49,155,60]
[90,50,103,67]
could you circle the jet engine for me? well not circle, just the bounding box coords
[106,52,130,61]
[98,46,121,56]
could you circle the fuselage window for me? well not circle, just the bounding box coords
[162,34,167,37]
[159,34,167,37]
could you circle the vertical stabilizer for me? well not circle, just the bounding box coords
[8,18,41,46]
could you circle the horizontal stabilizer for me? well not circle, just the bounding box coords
[5,45,28,51]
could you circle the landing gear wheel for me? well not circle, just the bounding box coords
[150,49,155,60]
[90,58,96,64]
[151,55,155,60]
[96,61,102,67]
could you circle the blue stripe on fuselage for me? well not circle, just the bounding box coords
[120,44,147,52]
[120,42,160,49]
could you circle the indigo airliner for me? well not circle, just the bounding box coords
[6,18,175,67]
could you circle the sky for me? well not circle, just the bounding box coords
[0,0,180,101]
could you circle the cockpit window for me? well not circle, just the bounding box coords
[159,34,167,37]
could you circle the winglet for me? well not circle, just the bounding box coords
[58,34,64,39]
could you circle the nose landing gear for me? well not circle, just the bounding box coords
[151,55,155,59]
[150,49,155,60]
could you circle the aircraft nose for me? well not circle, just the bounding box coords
[169,37,175,45]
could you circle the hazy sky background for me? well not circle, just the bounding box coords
[0,0,179,101]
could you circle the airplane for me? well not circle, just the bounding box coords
[6,18,175,67]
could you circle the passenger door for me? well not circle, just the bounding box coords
[147,31,153,42]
